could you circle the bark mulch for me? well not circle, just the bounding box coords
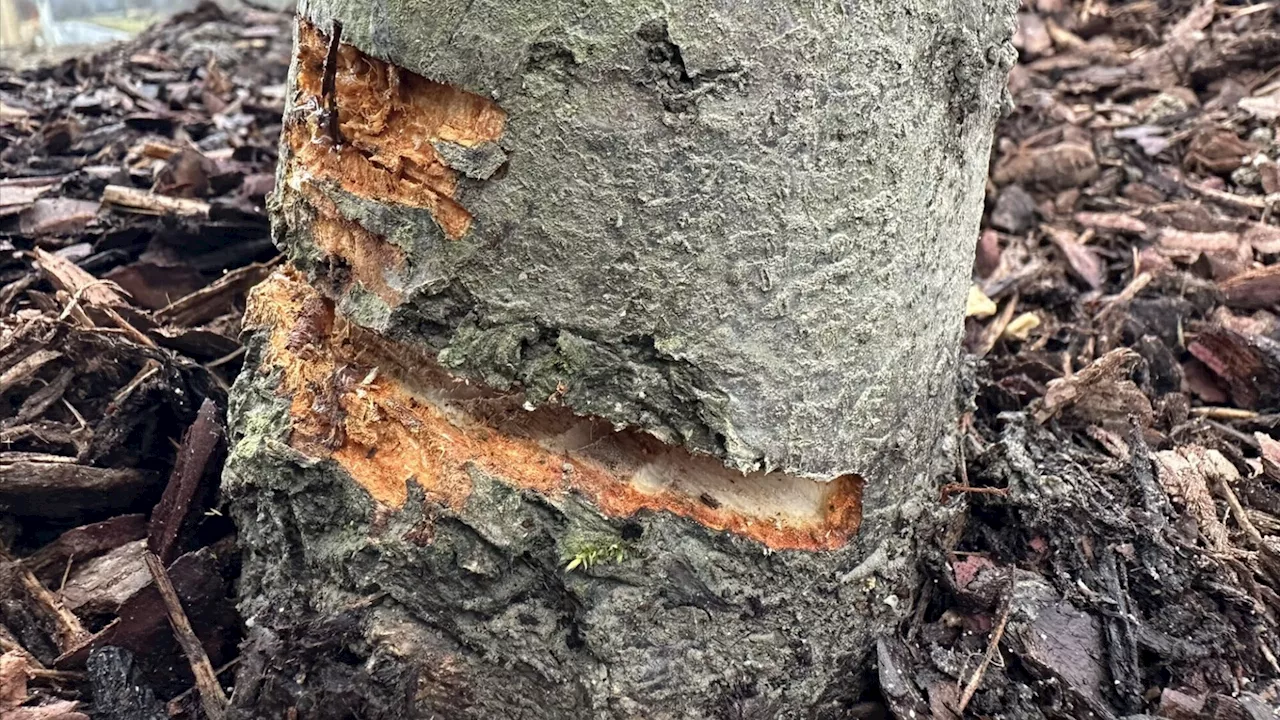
[0,4,288,718]
[1,1,1280,718]
[903,1,1280,718]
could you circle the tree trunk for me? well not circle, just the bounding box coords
[225,1,1016,717]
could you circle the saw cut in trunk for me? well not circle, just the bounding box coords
[225,1,1017,717]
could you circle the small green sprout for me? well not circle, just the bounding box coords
[563,541,628,572]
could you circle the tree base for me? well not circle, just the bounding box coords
[224,271,931,719]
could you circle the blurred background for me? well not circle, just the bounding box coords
[0,0,292,61]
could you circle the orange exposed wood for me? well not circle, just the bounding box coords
[245,271,863,551]
[301,188,405,305]
[285,20,505,240]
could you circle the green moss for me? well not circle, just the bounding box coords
[338,284,393,333]
[557,525,633,573]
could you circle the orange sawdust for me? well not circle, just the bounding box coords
[286,19,506,240]
[245,271,863,551]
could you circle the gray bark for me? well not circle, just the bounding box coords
[225,1,1016,717]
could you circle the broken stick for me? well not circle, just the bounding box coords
[143,552,228,720]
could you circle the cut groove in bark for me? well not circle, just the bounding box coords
[297,187,405,305]
[285,20,506,241]
[245,270,863,551]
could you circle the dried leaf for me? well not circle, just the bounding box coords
[1045,226,1104,288]
[1035,349,1154,429]
[967,285,998,319]
[992,142,1099,190]
[0,652,29,711]
[152,149,217,199]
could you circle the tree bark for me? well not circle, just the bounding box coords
[225,1,1016,717]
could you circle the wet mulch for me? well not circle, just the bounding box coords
[0,3,289,718]
[2,0,1280,718]
[894,1,1280,718]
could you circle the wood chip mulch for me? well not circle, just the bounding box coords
[2,1,1280,718]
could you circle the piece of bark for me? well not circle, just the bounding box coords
[1184,128,1253,175]
[31,249,127,310]
[990,185,1037,234]
[992,142,1099,189]
[1074,211,1148,236]
[11,368,76,427]
[17,199,100,238]
[55,549,233,670]
[23,515,148,589]
[0,699,87,720]
[1005,578,1113,719]
[1044,226,1103,289]
[1221,265,1280,309]
[1153,446,1234,552]
[1159,688,1206,720]
[149,399,224,564]
[1188,327,1280,410]
[0,181,58,218]
[1,651,31,710]
[0,350,62,395]
[1256,433,1280,483]
[0,460,157,518]
[32,249,156,349]
[1034,348,1153,429]
[58,540,150,616]
[975,228,1003,278]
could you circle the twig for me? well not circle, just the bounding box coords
[1191,407,1258,421]
[0,546,88,652]
[166,658,240,716]
[101,185,209,218]
[976,293,1019,357]
[1216,476,1267,550]
[956,602,1012,715]
[205,345,246,369]
[1261,640,1280,675]
[110,360,162,407]
[1094,271,1151,323]
[320,20,344,147]
[1205,419,1261,451]
[940,483,1009,502]
[27,668,85,684]
[144,552,229,720]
